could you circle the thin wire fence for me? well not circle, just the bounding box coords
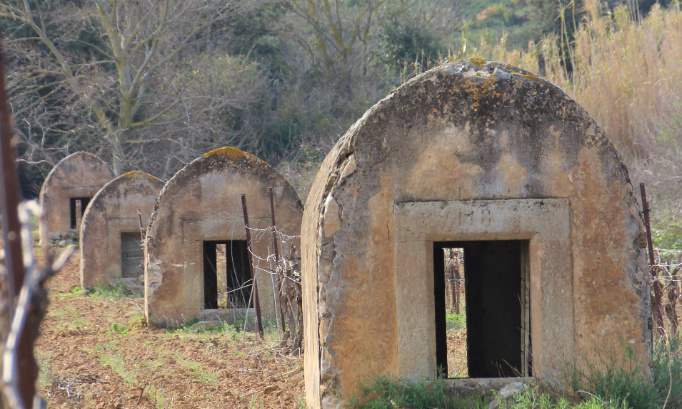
[653,248,682,338]
[199,199,301,350]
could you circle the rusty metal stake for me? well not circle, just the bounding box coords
[640,183,665,337]
[269,188,286,333]
[0,34,39,408]
[241,194,264,338]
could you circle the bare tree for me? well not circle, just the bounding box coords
[2,0,265,178]
[286,0,385,77]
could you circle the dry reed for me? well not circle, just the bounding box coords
[453,1,682,216]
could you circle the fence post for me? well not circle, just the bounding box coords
[269,188,287,333]
[241,194,264,338]
[640,183,665,337]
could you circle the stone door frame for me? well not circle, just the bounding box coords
[393,198,573,381]
[181,217,273,319]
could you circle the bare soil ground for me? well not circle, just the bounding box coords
[35,251,305,409]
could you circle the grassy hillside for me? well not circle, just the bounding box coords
[455,0,668,50]
[458,0,540,49]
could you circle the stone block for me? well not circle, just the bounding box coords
[301,59,651,408]
[39,152,114,243]
[144,147,303,327]
[80,171,164,288]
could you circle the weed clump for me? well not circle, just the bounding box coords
[86,282,135,298]
[349,338,682,409]
[348,376,487,408]
[567,340,682,409]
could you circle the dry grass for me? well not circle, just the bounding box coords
[542,2,682,215]
[449,2,682,217]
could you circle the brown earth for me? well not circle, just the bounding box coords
[35,250,305,409]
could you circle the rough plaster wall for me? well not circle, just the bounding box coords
[39,152,114,241]
[302,60,651,408]
[80,171,164,288]
[145,147,303,327]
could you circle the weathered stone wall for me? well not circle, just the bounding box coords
[80,171,164,288]
[39,152,114,243]
[145,147,303,327]
[302,60,651,408]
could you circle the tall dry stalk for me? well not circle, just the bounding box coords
[455,1,682,215]
[546,3,682,215]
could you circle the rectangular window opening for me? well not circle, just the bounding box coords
[434,240,531,379]
[70,197,91,229]
[203,240,252,309]
[120,232,144,278]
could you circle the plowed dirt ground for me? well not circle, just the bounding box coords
[34,248,472,408]
[35,251,305,409]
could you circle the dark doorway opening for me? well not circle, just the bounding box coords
[121,232,144,278]
[70,197,91,229]
[434,240,531,378]
[203,240,252,309]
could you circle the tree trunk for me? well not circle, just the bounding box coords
[109,132,124,176]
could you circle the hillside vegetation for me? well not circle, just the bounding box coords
[2,0,681,227]
[470,1,682,239]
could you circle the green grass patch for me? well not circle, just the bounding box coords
[163,316,282,337]
[652,218,682,250]
[35,351,56,392]
[52,304,90,330]
[508,386,630,409]
[146,384,170,409]
[177,357,218,383]
[109,322,129,336]
[446,312,466,331]
[349,338,682,409]
[100,352,137,385]
[567,340,682,409]
[86,282,135,299]
[349,376,488,408]
[56,285,85,299]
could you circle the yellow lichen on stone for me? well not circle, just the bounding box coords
[512,72,537,80]
[470,56,487,67]
[120,170,162,182]
[144,173,162,182]
[202,146,270,168]
[121,170,144,178]
[203,146,249,160]
[202,146,260,160]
